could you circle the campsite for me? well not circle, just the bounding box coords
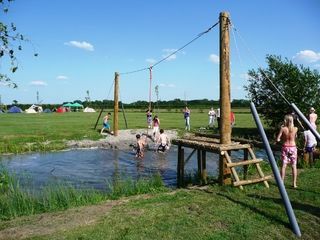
[1,0,320,239]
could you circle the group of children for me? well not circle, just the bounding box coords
[277,107,318,189]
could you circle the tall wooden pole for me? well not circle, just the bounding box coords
[219,12,232,185]
[113,72,119,136]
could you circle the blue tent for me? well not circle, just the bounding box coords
[43,108,52,113]
[8,106,23,113]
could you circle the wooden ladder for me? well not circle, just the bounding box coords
[221,145,272,190]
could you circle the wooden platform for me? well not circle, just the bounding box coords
[172,136,272,189]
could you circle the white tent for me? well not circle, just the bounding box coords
[25,104,43,114]
[83,107,96,113]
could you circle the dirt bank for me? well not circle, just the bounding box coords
[66,129,179,150]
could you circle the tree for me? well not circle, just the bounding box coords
[0,0,37,88]
[244,55,320,129]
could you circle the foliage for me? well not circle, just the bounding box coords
[0,0,37,88]
[245,55,320,129]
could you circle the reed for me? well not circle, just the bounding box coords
[0,168,166,220]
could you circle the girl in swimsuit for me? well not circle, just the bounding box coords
[276,114,298,188]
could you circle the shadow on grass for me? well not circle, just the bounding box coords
[247,194,320,219]
[216,192,291,229]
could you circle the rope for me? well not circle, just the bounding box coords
[120,20,220,75]
[230,22,291,106]
[148,66,152,110]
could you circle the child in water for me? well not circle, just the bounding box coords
[135,134,146,158]
[157,129,170,152]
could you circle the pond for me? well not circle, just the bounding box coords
[0,147,270,191]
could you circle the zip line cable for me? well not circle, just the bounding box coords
[120,20,220,75]
[230,22,291,106]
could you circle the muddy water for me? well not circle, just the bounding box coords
[0,147,219,190]
[0,147,270,191]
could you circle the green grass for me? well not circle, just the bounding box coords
[0,108,263,154]
[13,168,320,240]
[0,167,166,220]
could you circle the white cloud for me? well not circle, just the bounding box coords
[30,81,47,86]
[146,58,156,65]
[64,41,94,51]
[293,50,320,63]
[159,83,175,88]
[162,49,178,61]
[209,54,219,64]
[56,75,68,80]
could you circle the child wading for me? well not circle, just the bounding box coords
[276,114,298,188]
[152,115,160,139]
[157,129,170,152]
[135,134,146,158]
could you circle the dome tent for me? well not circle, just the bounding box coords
[8,106,23,113]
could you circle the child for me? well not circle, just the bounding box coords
[304,127,317,167]
[157,129,170,152]
[152,115,160,139]
[135,134,145,158]
[146,109,153,129]
[100,112,111,134]
[183,106,191,131]
[276,114,298,188]
[309,107,317,129]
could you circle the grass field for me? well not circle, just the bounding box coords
[0,108,319,239]
[0,108,261,154]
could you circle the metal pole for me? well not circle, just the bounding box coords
[291,103,320,141]
[250,102,301,237]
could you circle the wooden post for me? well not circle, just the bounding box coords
[113,72,119,136]
[177,145,185,187]
[197,150,202,182]
[219,12,232,185]
[202,150,207,184]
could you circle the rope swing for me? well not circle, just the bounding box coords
[148,66,153,110]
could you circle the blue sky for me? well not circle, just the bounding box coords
[0,0,319,104]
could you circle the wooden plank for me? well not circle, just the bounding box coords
[226,159,264,168]
[219,144,251,151]
[224,151,243,190]
[255,163,270,188]
[233,175,272,187]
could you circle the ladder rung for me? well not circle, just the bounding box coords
[233,175,272,187]
[220,144,251,151]
[226,159,264,168]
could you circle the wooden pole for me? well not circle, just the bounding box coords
[113,72,119,136]
[219,12,232,185]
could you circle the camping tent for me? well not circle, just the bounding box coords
[56,106,66,113]
[43,108,52,113]
[63,102,83,108]
[83,107,96,113]
[25,104,43,114]
[8,106,23,113]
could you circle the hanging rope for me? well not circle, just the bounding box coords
[94,80,115,130]
[230,22,291,106]
[120,20,220,76]
[148,66,153,110]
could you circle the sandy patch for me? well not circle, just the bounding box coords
[66,129,178,150]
